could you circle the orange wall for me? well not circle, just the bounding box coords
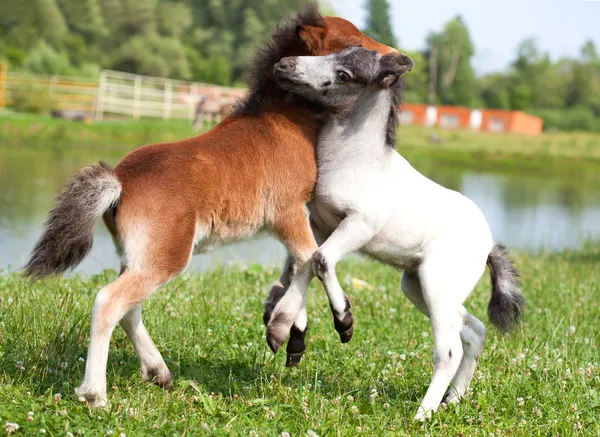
[511,111,544,135]
[401,103,427,125]
[480,109,513,133]
[398,103,543,134]
[436,105,471,129]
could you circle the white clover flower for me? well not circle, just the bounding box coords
[6,422,20,434]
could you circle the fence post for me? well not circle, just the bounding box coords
[95,70,106,121]
[188,83,197,121]
[133,75,142,119]
[164,79,172,119]
[0,62,6,108]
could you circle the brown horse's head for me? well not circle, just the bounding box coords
[234,3,407,117]
[299,16,399,56]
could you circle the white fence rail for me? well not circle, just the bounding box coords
[96,70,247,122]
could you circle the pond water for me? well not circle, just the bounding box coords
[0,144,598,275]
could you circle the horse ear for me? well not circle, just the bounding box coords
[297,25,325,54]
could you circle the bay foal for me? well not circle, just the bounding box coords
[274,48,524,420]
[24,7,397,407]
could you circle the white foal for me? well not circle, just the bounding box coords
[274,48,524,420]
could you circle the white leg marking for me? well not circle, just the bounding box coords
[120,304,171,387]
[443,309,486,404]
[75,286,117,408]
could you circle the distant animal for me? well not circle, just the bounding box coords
[274,47,524,420]
[192,95,209,130]
[51,109,89,122]
[23,5,397,408]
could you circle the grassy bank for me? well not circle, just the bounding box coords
[1,245,599,436]
[1,112,600,180]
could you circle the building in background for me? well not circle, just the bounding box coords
[401,103,543,135]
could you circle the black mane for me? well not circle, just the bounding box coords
[232,3,321,117]
[386,78,405,148]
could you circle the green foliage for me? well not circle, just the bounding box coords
[23,41,72,75]
[425,16,476,106]
[187,49,233,85]
[57,0,107,41]
[34,0,69,45]
[401,50,427,103]
[364,0,397,48]
[10,79,56,114]
[112,34,191,79]
[530,107,600,132]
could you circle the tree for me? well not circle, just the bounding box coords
[401,50,428,103]
[58,0,106,42]
[425,16,476,106]
[479,73,510,110]
[364,0,397,48]
[112,34,191,79]
[34,0,68,46]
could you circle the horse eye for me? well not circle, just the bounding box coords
[337,71,351,82]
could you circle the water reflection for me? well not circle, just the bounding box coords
[0,146,598,275]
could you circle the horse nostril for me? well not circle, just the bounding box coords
[276,58,296,73]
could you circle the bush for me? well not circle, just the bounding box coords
[24,41,72,75]
[10,79,56,114]
[529,107,600,132]
[0,47,27,68]
[187,50,233,86]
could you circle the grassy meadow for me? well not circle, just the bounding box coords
[0,245,599,436]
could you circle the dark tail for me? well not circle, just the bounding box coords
[24,161,122,280]
[486,243,525,333]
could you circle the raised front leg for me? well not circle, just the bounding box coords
[312,215,375,343]
[263,254,308,367]
[265,208,318,365]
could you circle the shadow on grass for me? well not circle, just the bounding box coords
[1,331,425,404]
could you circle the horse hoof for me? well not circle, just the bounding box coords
[286,352,303,367]
[339,326,354,343]
[74,385,107,409]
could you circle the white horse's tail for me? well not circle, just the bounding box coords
[486,243,524,333]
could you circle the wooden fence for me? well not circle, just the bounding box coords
[0,69,98,112]
[0,66,247,122]
[96,70,246,121]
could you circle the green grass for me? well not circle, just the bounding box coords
[2,113,600,181]
[1,246,599,436]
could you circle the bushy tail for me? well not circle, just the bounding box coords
[24,161,121,280]
[486,243,525,333]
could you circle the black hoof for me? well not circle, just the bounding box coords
[339,325,354,343]
[286,352,303,367]
[333,309,354,343]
